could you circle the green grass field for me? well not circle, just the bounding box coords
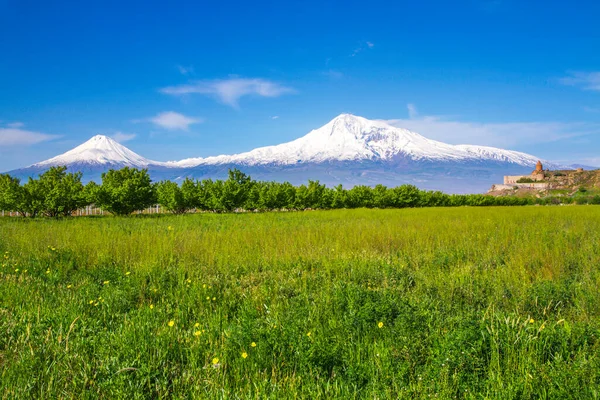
[1,207,600,399]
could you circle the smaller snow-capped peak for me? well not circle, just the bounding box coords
[33,135,157,168]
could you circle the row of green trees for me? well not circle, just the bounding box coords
[1,166,535,217]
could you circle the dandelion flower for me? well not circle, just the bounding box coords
[149,304,154,309]
[14,268,19,272]
[307,332,311,337]
[378,322,384,328]
[206,296,210,301]
[194,322,200,328]
[125,271,131,276]
[251,342,257,347]
[89,300,94,304]
[168,320,175,327]
[241,352,248,359]
[67,284,72,289]
[194,331,201,336]
[212,357,219,365]
[103,280,109,285]
[529,318,535,324]
[212,297,216,301]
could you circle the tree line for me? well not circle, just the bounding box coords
[1,166,537,217]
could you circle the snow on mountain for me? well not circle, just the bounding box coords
[170,114,543,168]
[8,114,563,192]
[33,135,160,168]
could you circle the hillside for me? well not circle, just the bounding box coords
[489,169,600,201]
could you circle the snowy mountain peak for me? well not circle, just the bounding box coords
[33,135,156,168]
[171,114,545,168]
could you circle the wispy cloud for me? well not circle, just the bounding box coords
[407,103,418,119]
[160,78,295,108]
[111,132,137,143]
[584,106,600,113]
[322,69,344,79]
[351,41,375,57]
[177,65,194,76]
[0,127,60,146]
[148,111,203,131]
[383,104,599,148]
[271,116,279,120]
[559,71,600,91]
[6,122,24,128]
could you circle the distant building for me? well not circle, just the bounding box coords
[503,160,545,184]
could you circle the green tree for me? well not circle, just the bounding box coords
[0,174,22,213]
[95,168,156,216]
[19,178,45,217]
[156,179,196,214]
[388,185,421,208]
[220,169,254,212]
[35,166,87,217]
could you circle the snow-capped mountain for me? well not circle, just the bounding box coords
[171,114,543,167]
[34,135,159,168]
[6,114,566,193]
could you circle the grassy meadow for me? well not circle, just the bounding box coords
[1,207,600,398]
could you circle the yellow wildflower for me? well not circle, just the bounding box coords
[67,284,72,289]
[307,332,311,337]
[125,271,131,276]
[251,342,257,347]
[241,352,248,359]
[194,322,200,328]
[194,331,201,336]
[529,318,535,324]
[168,320,175,327]
[378,322,384,329]
[103,280,109,285]
[212,357,219,365]
[149,304,154,309]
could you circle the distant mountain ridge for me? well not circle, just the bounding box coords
[6,114,568,193]
[168,114,545,168]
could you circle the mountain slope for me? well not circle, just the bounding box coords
[171,114,545,168]
[34,135,158,168]
[6,114,566,193]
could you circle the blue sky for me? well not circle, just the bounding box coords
[1,0,600,171]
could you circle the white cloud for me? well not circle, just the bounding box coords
[0,128,60,146]
[382,104,598,148]
[407,103,418,119]
[177,65,194,76]
[271,116,279,120]
[160,78,295,108]
[322,69,344,79]
[559,71,600,91]
[111,132,137,143]
[351,41,375,57]
[6,122,24,128]
[149,111,203,131]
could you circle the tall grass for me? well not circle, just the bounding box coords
[1,207,599,398]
